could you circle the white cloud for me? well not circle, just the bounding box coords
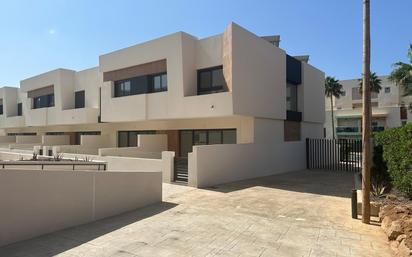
[48,29,56,35]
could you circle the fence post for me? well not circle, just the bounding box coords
[351,189,358,219]
[306,138,310,169]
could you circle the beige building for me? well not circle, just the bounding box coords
[324,76,412,139]
[0,23,325,187]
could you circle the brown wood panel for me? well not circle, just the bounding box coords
[284,121,301,142]
[103,59,167,82]
[27,85,54,98]
[157,130,179,154]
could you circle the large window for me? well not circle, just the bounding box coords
[114,73,167,97]
[0,104,3,115]
[179,129,236,157]
[286,55,302,85]
[286,83,298,111]
[17,103,22,116]
[117,130,156,147]
[75,90,85,109]
[33,94,54,109]
[197,66,225,95]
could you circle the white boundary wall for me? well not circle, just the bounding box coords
[0,170,162,247]
[189,141,305,188]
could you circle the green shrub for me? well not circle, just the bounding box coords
[371,145,391,196]
[374,123,412,198]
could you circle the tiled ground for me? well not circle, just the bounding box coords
[0,170,393,257]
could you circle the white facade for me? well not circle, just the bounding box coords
[0,23,325,187]
[324,76,412,139]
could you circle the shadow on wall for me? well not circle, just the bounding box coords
[0,202,177,256]
[204,169,355,199]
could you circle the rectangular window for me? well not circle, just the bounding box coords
[17,103,22,116]
[341,90,346,96]
[114,73,167,97]
[75,90,85,109]
[286,55,302,85]
[385,87,391,93]
[33,94,54,109]
[197,66,226,94]
[179,129,236,157]
[0,105,3,115]
[152,73,167,92]
[117,130,156,147]
[286,83,298,111]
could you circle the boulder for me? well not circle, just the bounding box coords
[398,239,412,257]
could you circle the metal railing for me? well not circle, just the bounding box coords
[336,126,385,133]
[0,161,107,171]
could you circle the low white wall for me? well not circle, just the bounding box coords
[42,135,70,146]
[81,135,111,148]
[0,151,32,161]
[0,136,16,143]
[103,155,162,172]
[0,170,162,247]
[98,147,161,159]
[53,145,99,155]
[189,141,306,188]
[15,136,41,144]
[137,134,167,152]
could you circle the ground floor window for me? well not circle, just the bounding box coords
[179,129,236,157]
[75,131,101,145]
[7,132,36,136]
[117,130,156,147]
[45,132,65,135]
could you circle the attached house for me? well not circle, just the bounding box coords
[324,76,412,139]
[0,23,325,187]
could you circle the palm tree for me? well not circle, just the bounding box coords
[358,72,382,93]
[362,0,371,224]
[388,44,412,96]
[325,76,344,139]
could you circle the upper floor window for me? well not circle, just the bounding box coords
[153,73,167,92]
[75,90,85,109]
[341,90,346,97]
[197,66,225,95]
[286,83,298,111]
[385,87,391,93]
[114,73,167,97]
[33,94,54,109]
[0,104,3,115]
[17,103,22,116]
[286,55,302,85]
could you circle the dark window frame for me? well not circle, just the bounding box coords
[117,130,156,147]
[17,103,22,116]
[178,129,236,156]
[113,73,168,98]
[75,90,85,109]
[0,104,3,115]
[197,65,226,95]
[32,93,54,109]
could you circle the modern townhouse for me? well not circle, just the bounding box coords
[0,23,325,187]
[324,76,412,139]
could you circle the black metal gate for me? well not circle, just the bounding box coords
[306,138,362,172]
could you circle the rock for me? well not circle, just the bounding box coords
[398,239,412,257]
[398,234,407,242]
[385,220,404,240]
[387,194,398,201]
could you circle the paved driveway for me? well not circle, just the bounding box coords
[0,170,393,257]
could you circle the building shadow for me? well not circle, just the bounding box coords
[0,201,178,257]
[204,169,356,198]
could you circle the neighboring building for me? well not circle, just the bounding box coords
[324,76,412,139]
[0,23,325,187]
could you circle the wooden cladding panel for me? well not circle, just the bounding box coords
[27,85,54,98]
[103,59,167,82]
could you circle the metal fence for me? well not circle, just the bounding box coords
[306,138,362,172]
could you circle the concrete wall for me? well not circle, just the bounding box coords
[42,135,70,146]
[0,170,162,247]
[16,135,41,144]
[98,147,161,159]
[189,141,305,188]
[0,136,16,143]
[137,134,167,152]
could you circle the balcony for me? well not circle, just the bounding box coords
[336,126,385,135]
[3,116,25,128]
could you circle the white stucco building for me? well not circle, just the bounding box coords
[0,23,325,187]
[324,75,412,139]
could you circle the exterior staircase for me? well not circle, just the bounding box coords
[174,157,188,183]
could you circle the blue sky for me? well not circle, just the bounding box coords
[0,0,411,86]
